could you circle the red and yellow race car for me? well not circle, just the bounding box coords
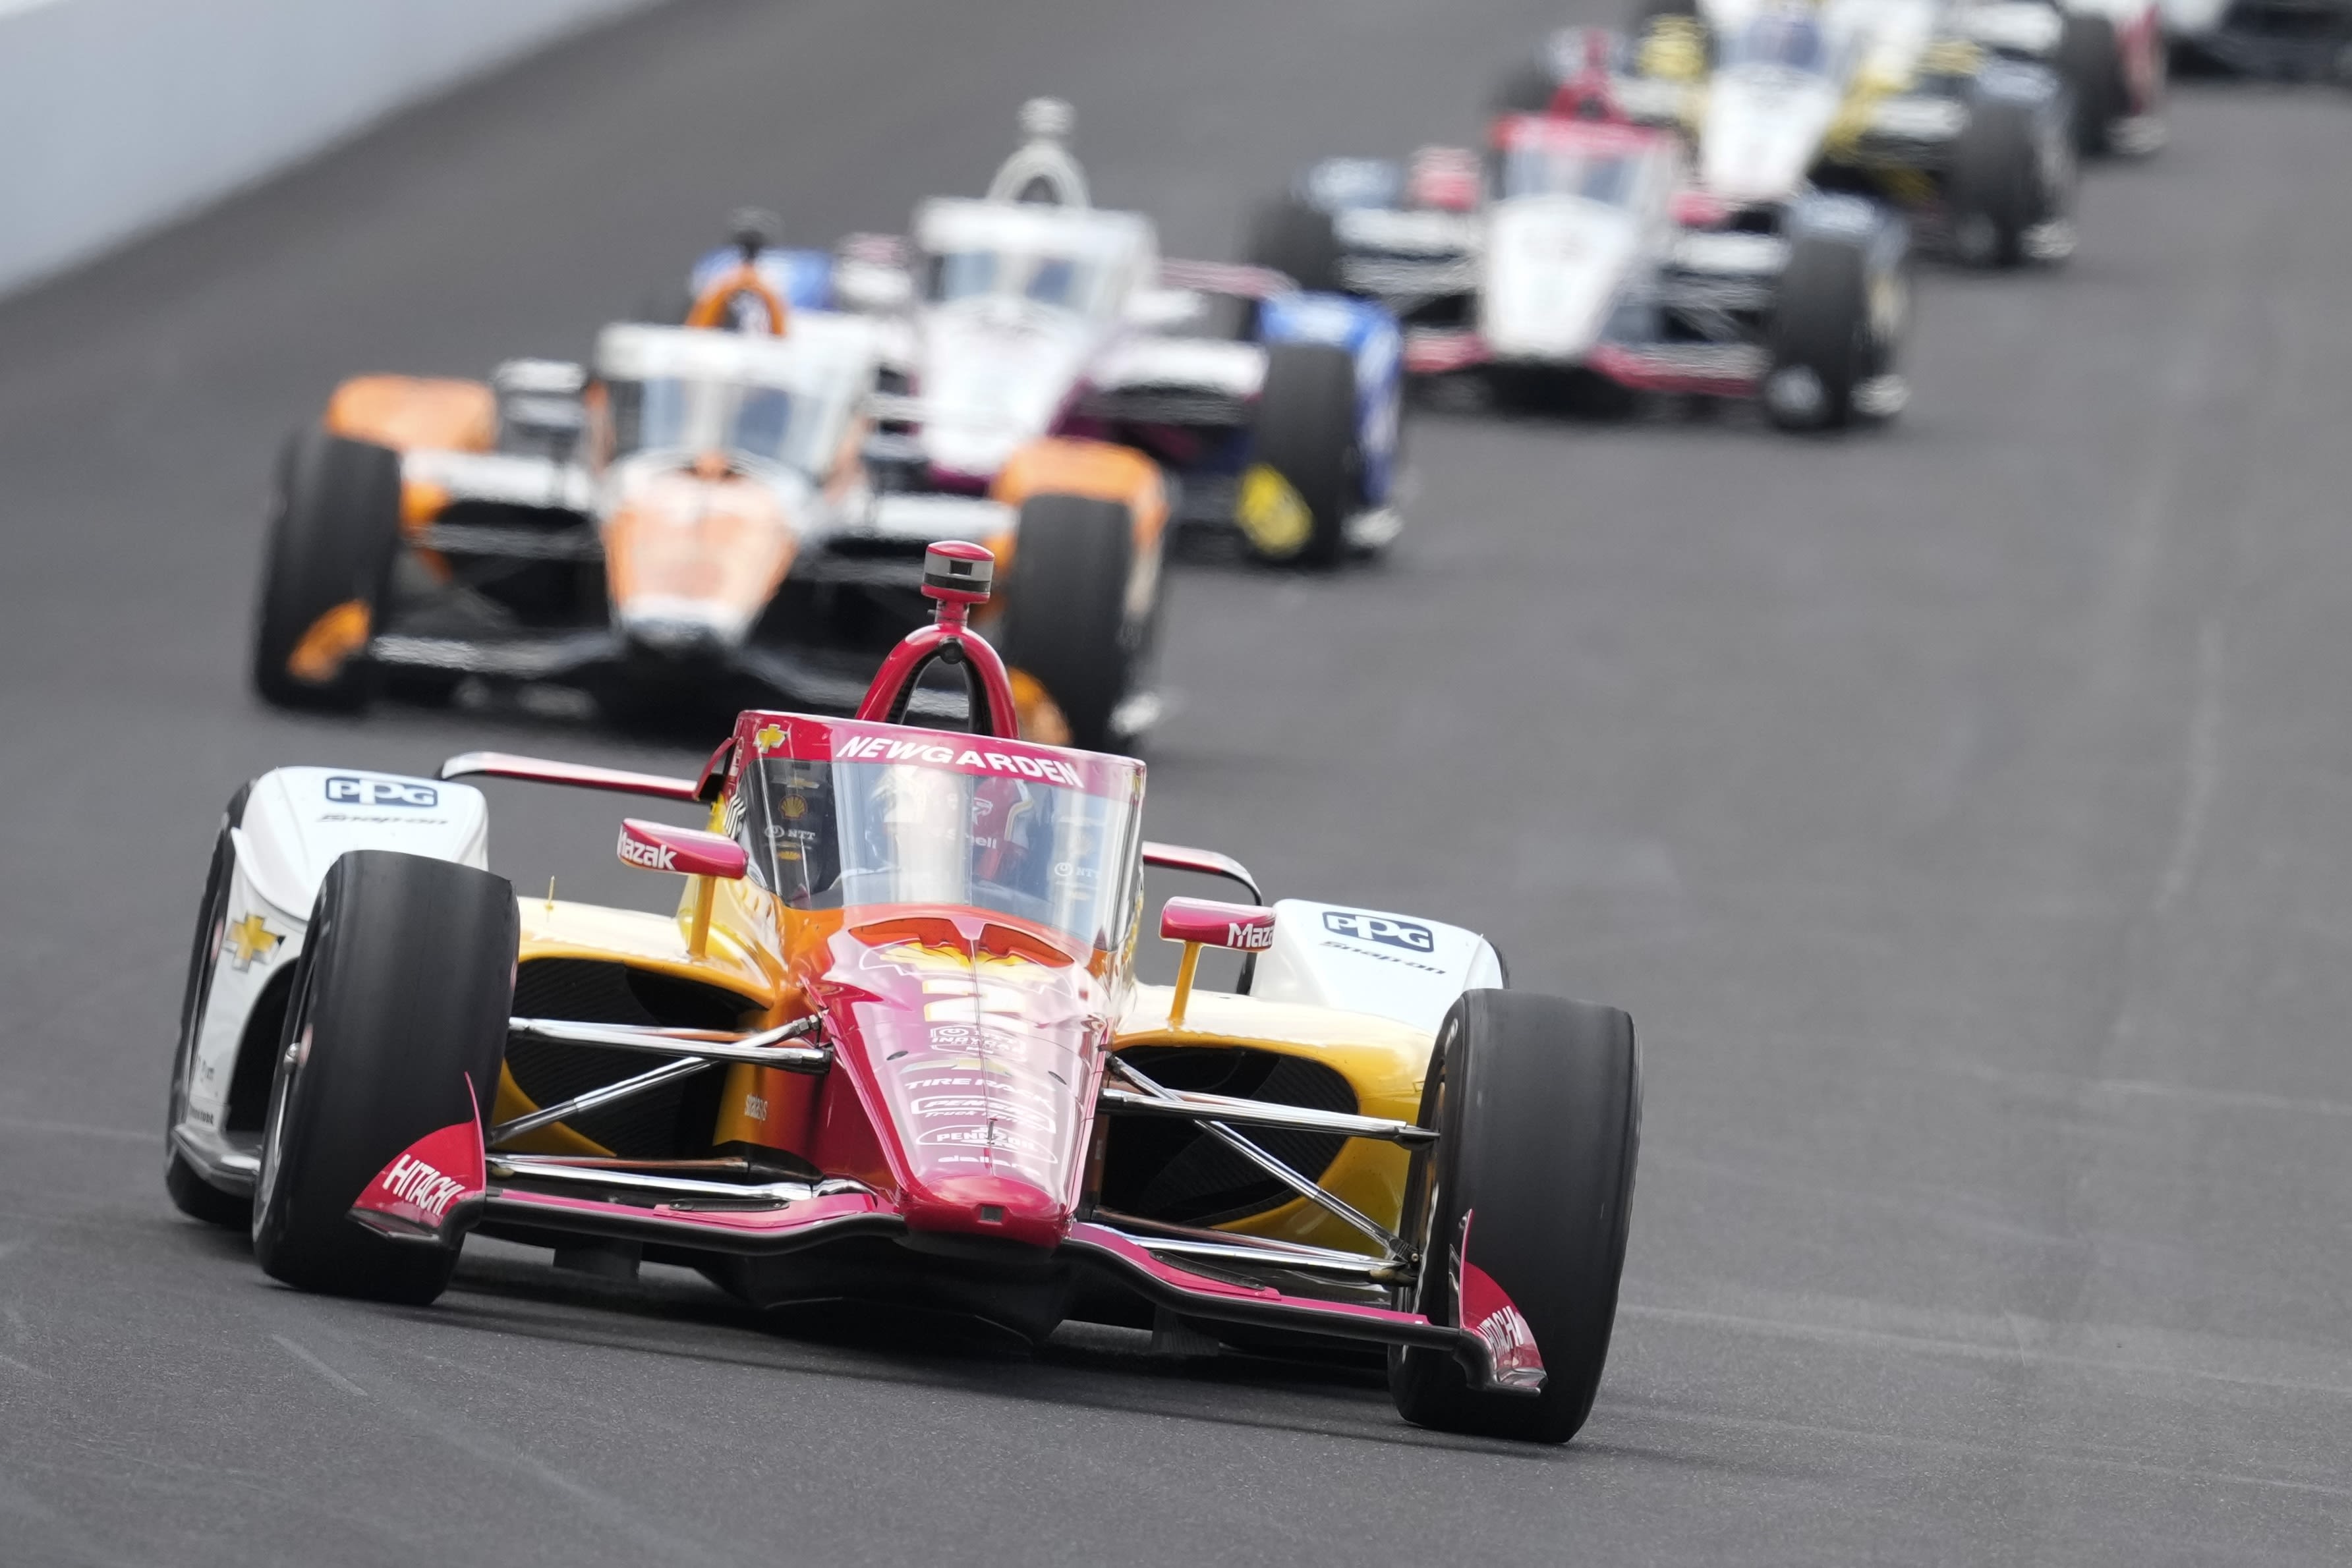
[173,542,1640,1442]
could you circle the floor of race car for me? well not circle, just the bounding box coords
[2,3,2351,1565]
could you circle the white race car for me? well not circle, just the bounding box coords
[680,101,1408,571]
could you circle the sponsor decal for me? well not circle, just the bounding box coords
[1228,920,1276,951]
[917,1123,1046,1157]
[378,1152,469,1221]
[754,723,788,752]
[351,1109,486,1241]
[1323,910,1435,953]
[743,1094,769,1122]
[832,734,1086,789]
[225,912,283,971]
[617,829,677,872]
[1234,463,1313,557]
[911,1096,1057,1132]
[324,775,438,809]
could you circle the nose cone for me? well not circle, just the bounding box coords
[1479,198,1640,359]
[917,305,1089,480]
[900,1173,1072,1249]
[1701,74,1838,205]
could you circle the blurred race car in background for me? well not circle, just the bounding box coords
[252,279,1167,750]
[2165,0,2352,78]
[1252,36,1911,430]
[1616,0,2084,264]
[677,99,1406,571]
[174,544,1644,1444]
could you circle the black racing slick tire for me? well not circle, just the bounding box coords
[250,428,403,711]
[1244,343,1360,569]
[999,493,1143,754]
[1245,196,1346,298]
[1389,990,1640,1444]
[165,783,256,1229]
[1764,235,1878,431]
[252,851,516,1305]
[1947,96,2068,268]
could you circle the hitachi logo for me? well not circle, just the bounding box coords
[380,1154,467,1219]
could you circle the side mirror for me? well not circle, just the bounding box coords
[1160,897,1276,951]
[1159,897,1275,1028]
[617,818,747,880]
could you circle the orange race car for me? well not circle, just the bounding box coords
[251,240,1168,749]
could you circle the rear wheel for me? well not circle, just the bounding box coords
[1246,197,1345,296]
[1389,990,1640,1443]
[998,493,1144,753]
[1764,235,1881,430]
[251,429,403,710]
[165,783,256,1229]
[251,851,515,1304]
[1244,343,1360,568]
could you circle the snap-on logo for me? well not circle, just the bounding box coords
[1323,910,1435,953]
[379,1154,467,1219]
[326,775,438,808]
[617,831,677,872]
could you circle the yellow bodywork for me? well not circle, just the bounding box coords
[494,878,1435,1253]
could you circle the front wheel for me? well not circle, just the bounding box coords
[252,850,516,1304]
[1242,343,1361,568]
[1764,234,1901,431]
[997,493,1147,753]
[1389,990,1640,1443]
[250,428,403,710]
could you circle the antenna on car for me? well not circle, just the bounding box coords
[853,542,1022,739]
[985,97,1090,208]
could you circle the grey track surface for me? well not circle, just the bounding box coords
[1,2,2348,1562]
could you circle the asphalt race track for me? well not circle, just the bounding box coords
[3,3,2350,1562]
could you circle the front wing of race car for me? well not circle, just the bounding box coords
[336,897,1532,1395]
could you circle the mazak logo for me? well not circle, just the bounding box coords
[326,775,438,809]
[379,1154,467,1219]
[1323,910,1435,953]
[617,831,676,872]
[1228,921,1275,951]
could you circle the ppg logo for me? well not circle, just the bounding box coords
[325,775,438,809]
[1323,910,1435,953]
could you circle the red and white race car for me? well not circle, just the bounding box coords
[166,542,1643,1443]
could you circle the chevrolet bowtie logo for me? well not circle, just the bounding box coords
[225,912,282,971]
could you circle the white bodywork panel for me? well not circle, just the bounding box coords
[1479,197,1644,360]
[181,768,488,1133]
[1250,899,1506,1038]
[1700,69,1847,204]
